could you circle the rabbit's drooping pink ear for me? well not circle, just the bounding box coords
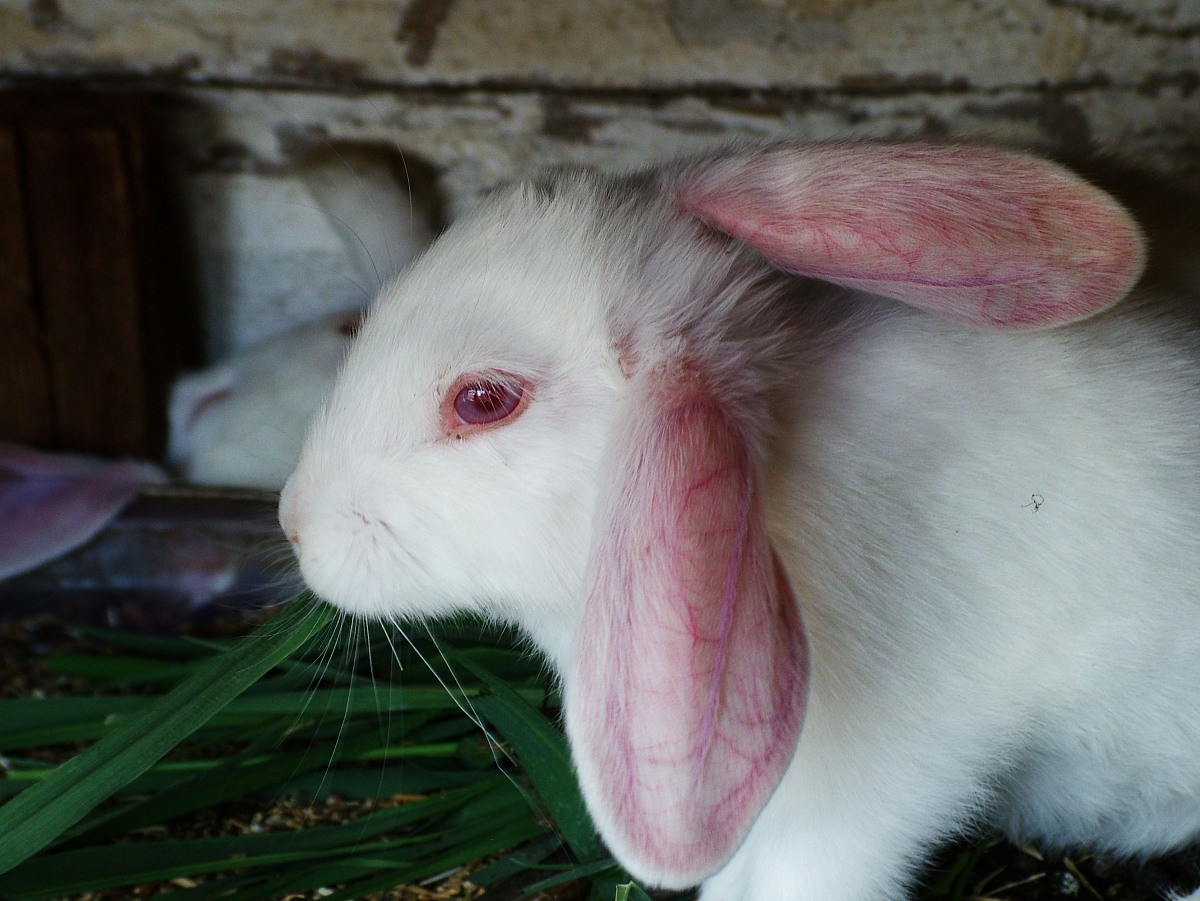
[565,368,809,888]
[0,443,165,581]
[678,143,1146,330]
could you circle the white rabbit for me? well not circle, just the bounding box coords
[279,142,1200,901]
[168,310,359,490]
[169,142,436,490]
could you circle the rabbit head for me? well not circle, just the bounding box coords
[280,142,1145,888]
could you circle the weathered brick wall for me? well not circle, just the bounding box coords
[3,1,1197,93]
[2,0,1197,353]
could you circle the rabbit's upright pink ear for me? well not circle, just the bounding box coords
[678,142,1146,330]
[0,443,165,581]
[565,367,808,888]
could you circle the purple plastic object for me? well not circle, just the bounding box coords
[0,442,166,582]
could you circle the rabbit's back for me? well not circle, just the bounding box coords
[765,295,1200,856]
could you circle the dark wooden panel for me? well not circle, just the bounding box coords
[23,123,150,456]
[120,112,201,455]
[0,93,200,458]
[0,125,53,445]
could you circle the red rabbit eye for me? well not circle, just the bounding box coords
[455,379,521,424]
[450,374,528,428]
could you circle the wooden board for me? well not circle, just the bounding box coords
[0,94,199,458]
[0,125,52,446]
[23,123,150,455]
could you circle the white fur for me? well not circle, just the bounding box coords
[168,312,358,490]
[281,152,1200,900]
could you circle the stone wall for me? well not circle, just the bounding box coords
[2,0,1197,354]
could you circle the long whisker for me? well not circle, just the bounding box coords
[328,142,388,289]
[299,613,364,817]
[384,617,516,771]
[282,608,347,738]
[279,198,375,303]
[362,619,395,804]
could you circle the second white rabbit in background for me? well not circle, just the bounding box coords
[169,143,436,490]
[167,309,361,490]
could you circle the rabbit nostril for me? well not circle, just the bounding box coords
[286,531,300,547]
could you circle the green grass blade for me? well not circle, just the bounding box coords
[450,653,604,863]
[613,882,654,901]
[519,858,622,895]
[466,835,564,887]
[44,653,208,688]
[0,684,548,750]
[68,627,228,659]
[0,593,335,874]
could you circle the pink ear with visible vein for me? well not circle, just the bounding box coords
[565,370,808,888]
[679,143,1146,329]
[0,443,165,581]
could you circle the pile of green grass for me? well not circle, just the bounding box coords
[0,594,652,900]
[6,592,1103,901]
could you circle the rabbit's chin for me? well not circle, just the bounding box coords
[298,555,581,666]
[292,557,447,622]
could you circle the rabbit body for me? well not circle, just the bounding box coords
[726,304,1200,900]
[281,144,1200,900]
